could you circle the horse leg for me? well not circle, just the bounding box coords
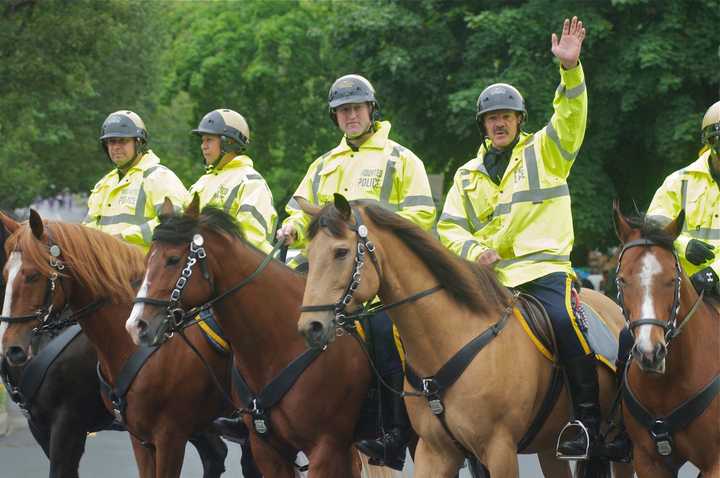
[28,420,51,458]
[612,461,635,478]
[483,432,518,478]
[188,431,227,478]
[305,438,354,478]
[537,450,572,478]
[248,434,296,478]
[153,432,187,478]
[633,449,675,478]
[412,437,463,478]
[130,436,156,478]
[47,416,86,478]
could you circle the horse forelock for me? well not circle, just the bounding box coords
[309,201,511,314]
[155,206,243,245]
[10,222,144,304]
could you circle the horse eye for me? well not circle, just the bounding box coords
[166,256,181,266]
[25,272,40,283]
[334,248,349,260]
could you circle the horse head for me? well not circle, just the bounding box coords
[126,195,218,347]
[298,194,383,349]
[613,201,688,374]
[1,210,68,366]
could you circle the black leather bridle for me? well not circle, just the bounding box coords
[616,238,705,344]
[132,233,280,345]
[299,208,442,334]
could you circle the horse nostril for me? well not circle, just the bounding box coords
[309,321,324,335]
[136,320,148,335]
[655,342,667,360]
[6,346,27,365]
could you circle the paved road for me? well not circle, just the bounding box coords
[0,402,701,477]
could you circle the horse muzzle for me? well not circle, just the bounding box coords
[632,341,667,374]
[5,345,31,366]
[298,316,335,349]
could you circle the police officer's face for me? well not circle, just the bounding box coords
[335,103,372,139]
[201,135,222,164]
[484,110,522,149]
[106,137,137,167]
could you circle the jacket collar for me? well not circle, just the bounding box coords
[206,155,253,173]
[114,151,159,177]
[683,150,714,176]
[331,121,392,157]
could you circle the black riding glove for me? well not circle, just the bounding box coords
[685,239,715,265]
[690,267,719,295]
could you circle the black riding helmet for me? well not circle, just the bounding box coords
[328,74,381,126]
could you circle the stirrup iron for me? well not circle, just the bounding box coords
[555,419,590,460]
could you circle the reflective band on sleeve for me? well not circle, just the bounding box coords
[238,204,269,234]
[246,174,262,180]
[461,240,478,259]
[493,185,570,216]
[439,212,470,230]
[400,195,435,208]
[311,161,325,204]
[688,228,720,240]
[380,155,398,204]
[545,122,577,161]
[556,82,586,99]
[680,179,688,231]
[497,252,570,268]
[224,184,242,213]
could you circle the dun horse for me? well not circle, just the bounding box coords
[125,197,403,478]
[1,211,234,478]
[297,197,634,478]
[613,206,719,477]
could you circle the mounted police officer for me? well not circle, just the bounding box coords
[277,74,436,470]
[437,17,623,460]
[646,100,720,298]
[84,110,189,251]
[189,108,277,253]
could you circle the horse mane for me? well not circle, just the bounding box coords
[154,206,243,244]
[308,201,512,314]
[626,214,676,251]
[7,222,145,304]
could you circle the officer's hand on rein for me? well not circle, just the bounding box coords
[686,239,715,265]
[276,223,297,246]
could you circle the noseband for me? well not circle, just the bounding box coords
[132,233,280,343]
[616,238,705,344]
[299,208,442,334]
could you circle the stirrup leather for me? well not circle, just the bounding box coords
[555,419,590,460]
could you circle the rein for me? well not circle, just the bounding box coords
[299,208,443,333]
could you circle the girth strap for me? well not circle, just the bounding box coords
[517,364,564,452]
[97,345,158,423]
[232,347,324,436]
[623,367,720,468]
[0,324,82,415]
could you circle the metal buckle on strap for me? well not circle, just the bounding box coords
[422,378,445,415]
[250,398,270,435]
[650,419,673,456]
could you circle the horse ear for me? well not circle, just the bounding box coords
[160,197,175,217]
[333,193,351,221]
[0,211,20,234]
[185,193,200,219]
[612,199,634,243]
[663,210,685,240]
[294,196,321,217]
[29,209,44,240]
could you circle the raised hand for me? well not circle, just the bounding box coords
[551,16,586,69]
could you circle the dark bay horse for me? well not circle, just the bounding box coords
[1,210,232,478]
[1,211,119,478]
[614,206,720,477]
[124,198,398,477]
[296,197,634,478]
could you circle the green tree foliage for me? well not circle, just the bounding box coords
[1,0,718,255]
[0,0,164,208]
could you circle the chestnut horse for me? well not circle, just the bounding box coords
[1,210,234,478]
[297,197,634,478]
[124,198,401,478]
[613,207,719,477]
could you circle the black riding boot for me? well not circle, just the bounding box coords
[355,372,410,471]
[557,353,601,458]
[602,337,634,463]
[212,415,249,444]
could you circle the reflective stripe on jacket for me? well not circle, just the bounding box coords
[647,151,720,277]
[438,64,587,287]
[283,120,436,251]
[84,151,189,251]
[189,155,277,254]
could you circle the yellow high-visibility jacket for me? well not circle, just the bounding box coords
[84,151,189,251]
[438,64,587,287]
[283,120,436,263]
[189,155,277,254]
[647,151,720,277]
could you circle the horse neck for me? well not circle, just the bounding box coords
[663,280,720,385]
[206,234,308,383]
[70,279,136,381]
[372,227,499,373]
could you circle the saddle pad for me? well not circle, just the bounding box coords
[515,300,618,372]
[194,310,230,354]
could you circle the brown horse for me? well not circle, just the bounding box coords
[613,206,720,477]
[124,197,402,478]
[1,210,234,478]
[297,197,634,478]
